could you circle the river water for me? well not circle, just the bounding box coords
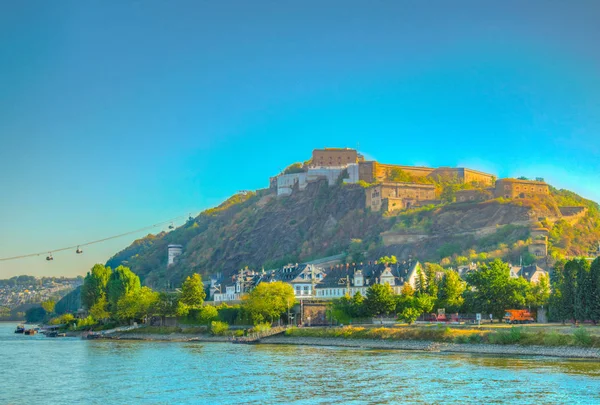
[1,322,600,404]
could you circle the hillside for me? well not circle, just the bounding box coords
[106,180,600,288]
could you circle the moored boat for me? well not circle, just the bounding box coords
[14,324,25,334]
[24,329,37,335]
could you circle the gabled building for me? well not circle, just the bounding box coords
[274,263,326,298]
[315,260,424,299]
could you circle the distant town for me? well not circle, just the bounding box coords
[0,276,83,320]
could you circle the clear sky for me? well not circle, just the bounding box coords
[1,1,599,278]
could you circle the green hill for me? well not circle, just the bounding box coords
[106,180,600,288]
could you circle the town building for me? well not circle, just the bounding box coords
[275,263,326,298]
[494,178,549,199]
[315,260,424,299]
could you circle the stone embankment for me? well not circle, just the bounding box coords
[261,336,600,359]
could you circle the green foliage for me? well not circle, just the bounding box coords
[243,281,295,325]
[25,306,47,323]
[195,305,219,325]
[347,239,365,264]
[253,322,272,333]
[116,287,159,322]
[573,327,592,346]
[464,259,529,320]
[180,273,206,309]
[106,266,141,312]
[152,293,180,321]
[283,163,305,175]
[49,313,75,326]
[399,307,420,324]
[387,168,413,182]
[437,270,466,313]
[210,321,229,335]
[81,264,112,310]
[89,296,110,322]
[203,192,256,216]
[364,284,396,317]
[377,255,397,265]
[488,327,523,345]
[41,300,56,314]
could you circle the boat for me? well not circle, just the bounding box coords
[14,324,25,334]
[24,329,37,335]
[46,331,58,338]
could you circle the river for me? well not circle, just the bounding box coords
[1,322,600,404]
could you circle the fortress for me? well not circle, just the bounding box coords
[274,148,551,213]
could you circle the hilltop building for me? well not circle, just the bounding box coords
[358,161,495,186]
[167,245,183,267]
[366,182,437,212]
[311,148,363,167]
[494,178,549,199]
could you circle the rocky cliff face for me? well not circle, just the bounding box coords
[107,181,388,287]
[106,181,599,287]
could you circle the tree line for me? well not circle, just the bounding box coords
[42,263,296,334]
[330,258,552,324]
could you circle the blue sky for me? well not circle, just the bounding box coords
[1,1,599,278]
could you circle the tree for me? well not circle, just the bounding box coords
[116,287,159,323]
[180,273,206,309]
[527,274,550,310]
[464,259,529,321]
[399,307,420,325]
[152,293,180,325]
[347,239,365,264]
[196,305,219,325]
[437,270,466,313]
[364,283,396,318]
[243,282,295,325]
[89,296,110,323]
[575,259,592,322]
[415,268,427,294]
[559,259,580,322]
[81,264,112,310]
[106,266,141,312]
[590,258,600,323]
[25,306,46,323]
[378,255,397,265]
[41,300,56,314]
[415,294,435,315]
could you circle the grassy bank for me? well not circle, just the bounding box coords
[285,325,600,348]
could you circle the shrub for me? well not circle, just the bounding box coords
[210,321,229,336]
[573,328,592,347]
[489,327,522,345]
[253,323,271,333]
[196,306,219,325]
[544,332,570,346]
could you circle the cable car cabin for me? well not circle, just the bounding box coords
[46,254,53,261]
[76,247,83,254]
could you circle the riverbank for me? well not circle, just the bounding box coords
[99,332,231,342]
[92,329,600,359]
[260,335,600,359]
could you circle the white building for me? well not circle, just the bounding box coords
[167,244,183,267]
[276,164,360,196]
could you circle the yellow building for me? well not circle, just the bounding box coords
[312,148,361,167]
[494,179,549,199]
